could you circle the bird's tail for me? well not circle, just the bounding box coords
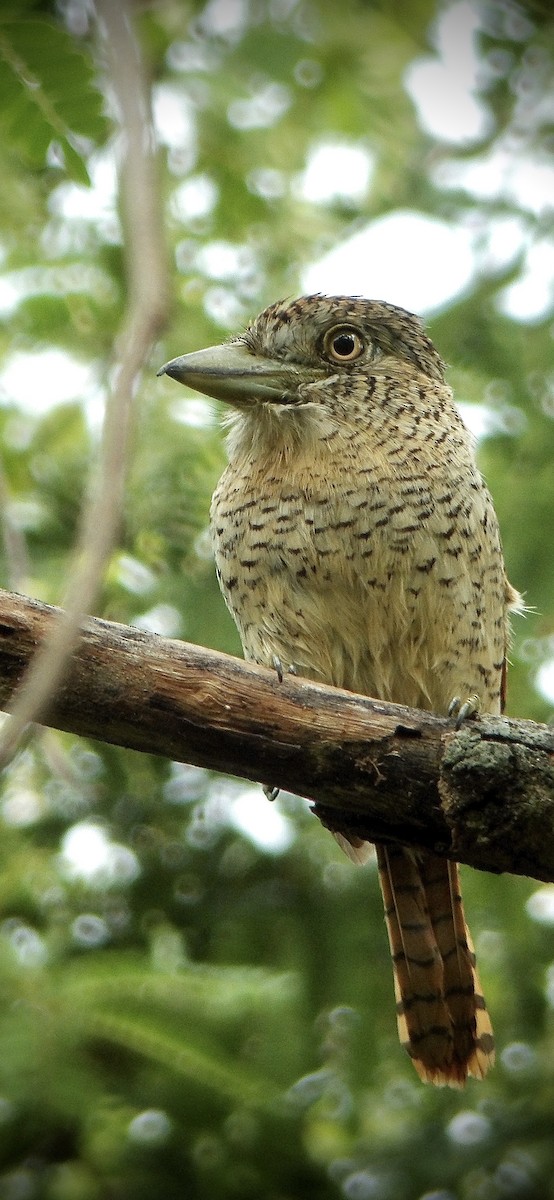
[376,844,495,1086]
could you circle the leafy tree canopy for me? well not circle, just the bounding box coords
[0,1,553,1197]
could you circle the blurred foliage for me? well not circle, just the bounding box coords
[0,1,553,1197]
[0,15,107,185]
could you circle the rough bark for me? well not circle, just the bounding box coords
[0,588,552,881]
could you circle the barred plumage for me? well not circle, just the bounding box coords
[159,294,521,1084]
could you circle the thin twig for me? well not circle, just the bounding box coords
[0,0,168,764]
[0,456,30,591]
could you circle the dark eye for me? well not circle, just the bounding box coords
[323,326,364,363]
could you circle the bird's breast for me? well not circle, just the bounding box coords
[210,393,511,717]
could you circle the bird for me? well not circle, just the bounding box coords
[158,294,522,1086]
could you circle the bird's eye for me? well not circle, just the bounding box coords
[323,326,364,363]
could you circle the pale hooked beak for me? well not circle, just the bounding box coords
[157,341,320,407]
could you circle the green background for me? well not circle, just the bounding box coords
[0,1,552,1196]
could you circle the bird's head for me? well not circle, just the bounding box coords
[158,295,446,416]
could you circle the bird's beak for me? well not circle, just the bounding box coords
[157,341,317,408]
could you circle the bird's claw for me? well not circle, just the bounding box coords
[448,693,480,730]
[272,655,284,683]
[265,656,296,800]
[271,655,297,683]
[263,784,280,802]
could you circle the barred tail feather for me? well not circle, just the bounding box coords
[376,844,494,1086]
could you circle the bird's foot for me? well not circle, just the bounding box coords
[265,659,297,801]
[271,655,297,683]
[272,655,284,683]
[448,693,480,730]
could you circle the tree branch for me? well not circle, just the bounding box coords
[0,587,552,882]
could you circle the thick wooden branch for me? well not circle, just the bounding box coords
[0,588,552,881]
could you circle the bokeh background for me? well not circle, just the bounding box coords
[0,1,553,1197]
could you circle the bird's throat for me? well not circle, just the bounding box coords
[224,400,344,466]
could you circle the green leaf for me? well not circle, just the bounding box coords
[81,1007,281,1109]
[54,956,298,1108]
[0,20,108,184]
